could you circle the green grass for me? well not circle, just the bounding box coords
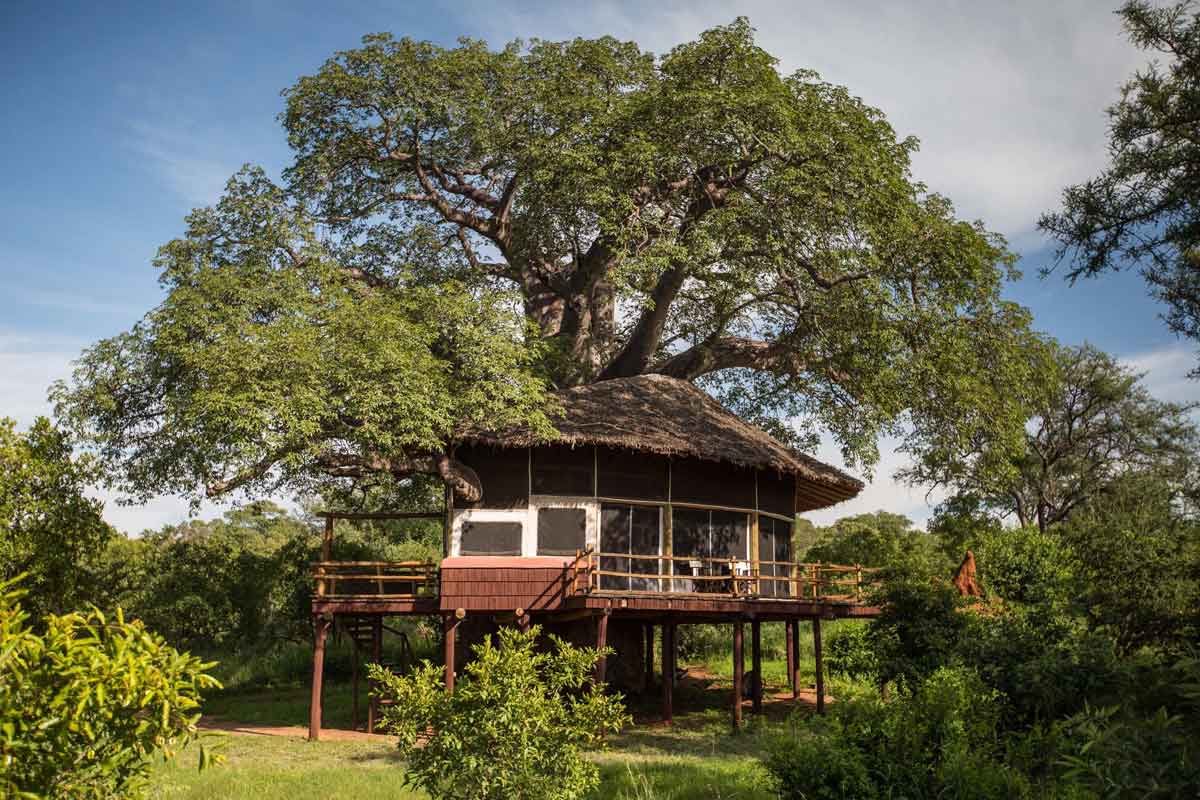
[150,626,862,799]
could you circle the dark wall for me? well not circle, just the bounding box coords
[458,442,794,515]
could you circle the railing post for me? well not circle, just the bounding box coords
[855,564,863,604]
[729,557,738,597]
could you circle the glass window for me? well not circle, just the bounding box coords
[600,504,661,591]
[536,508,586,556]
[460,520,523,556]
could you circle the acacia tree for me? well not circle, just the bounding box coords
[1041,1,1200,370]
[55,20,1043,505]
[904,343,1200,532]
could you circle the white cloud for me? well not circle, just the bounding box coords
[0,333,80,428]
[1122,342,1200,407]
[458,0,1145,240]
[126,119,236,207]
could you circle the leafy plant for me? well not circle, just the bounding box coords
[369,625,629,800]
[0,578,222,799]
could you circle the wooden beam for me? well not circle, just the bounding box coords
[368,616,383,733]
[813,617,825,714]
[351,632,360,732]
[594,610,610,685]
[785,620,797,698]
[444,614,461,694]
[308,617,331,741]
[751,619,763,714]
[732,620,744,732]
[791,618,801,699]
[662,622,675,725]
[643,624,654,692]
[322,516,333,563]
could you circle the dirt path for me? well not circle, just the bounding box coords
[200,718,393,743]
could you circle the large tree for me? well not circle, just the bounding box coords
[0,417,113,618]
[904,343,1200,532]
[1041,1,1200,370]
[56,20,1042,505]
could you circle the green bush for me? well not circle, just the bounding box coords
[824,622,877,681]
[0,578,221,799]
[764,727,872,799]
[370,625,629,800]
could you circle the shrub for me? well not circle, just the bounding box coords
[370,625,629,800]
[764,727,873,800]
[0,578,221,799]
[824,622,877,681]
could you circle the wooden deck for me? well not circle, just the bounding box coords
[310,553,881,619]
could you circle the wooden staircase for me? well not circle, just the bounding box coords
[339,615,416,733]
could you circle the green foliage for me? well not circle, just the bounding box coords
[1042,2,1200,366]
[765,667,1027,800]
[369,626,629,800]
[804,511,948,573]
[868,556,970,689]
[973,525,1075,607]
[57,19,1044,505]
[0,578,221,799]
[1058,702,1200,799]
[906,343,1200,531]
[1060,475,1200,654]
[824,623,879,682]
[0,418,114,620]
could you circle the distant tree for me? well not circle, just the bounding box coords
[0,417,113,619]
[904,343,1200,532]
[1061,474,1200,653]
[53,19,1044,509]
[805,511,945,572]
[1041,1,1200,371]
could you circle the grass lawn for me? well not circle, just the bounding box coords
[151,666,801,800]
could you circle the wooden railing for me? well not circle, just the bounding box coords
[312,560,439,599]
[568,549,878,604]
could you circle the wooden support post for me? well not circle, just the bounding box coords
[787,623,796,695]
[813,617,825,715]
[308,616,331,741]
[751,619,763,713]
[644,624,654,692]
[791,619,801,699]
[594,610,610,685]
[662,622,675,725]
[322,515,333,562]
[368,616,383,733]
[732,620,744,732]
[444,612,463,694]
[351,633,360,732]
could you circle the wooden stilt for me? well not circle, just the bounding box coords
[594,610,610,685]
[662,621,674,725]
[813,617,825,714]
[751,619,763,713]
[644,624,654,692]
[785,620,797,698]
[444,613,461,694]
[732,620,744,732]
[351,635,360,732]
[791,618,801,699]
[308,617,331,741]
[368,616,382,733]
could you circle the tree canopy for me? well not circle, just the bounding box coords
[1042,1,1200,371]
[904,343,1200,532]
[0,417,113,619]
[55,19,1043,505]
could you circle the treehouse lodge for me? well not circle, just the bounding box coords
[308,374,880,739]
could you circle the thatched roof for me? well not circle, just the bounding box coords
[462,374,863,510]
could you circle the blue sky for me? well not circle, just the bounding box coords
[2,0,1195,532]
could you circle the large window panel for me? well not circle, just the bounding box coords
[670,506,708,592]
[537,508,587,556]
[460,521,523,556]
[599,506,631,590]
[630,506,661,591]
